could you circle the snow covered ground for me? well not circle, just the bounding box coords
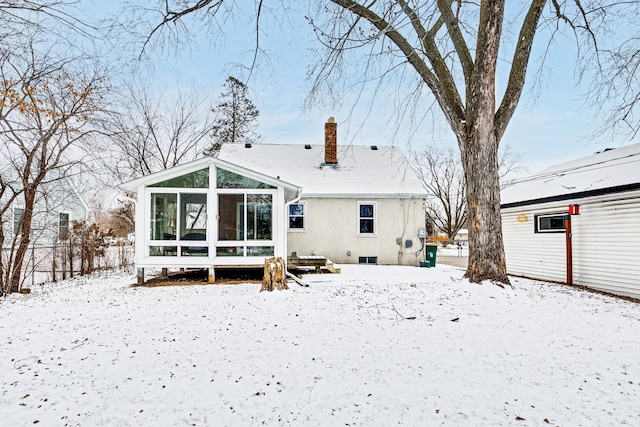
[1,264,639,426]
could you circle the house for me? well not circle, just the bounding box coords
[500,144,640,299]
[454,229,468,245]
[1,172,88,287]
[119,156,301,284]
[121,118,427,284]
[1,172,88,248]
[217,118,427,267]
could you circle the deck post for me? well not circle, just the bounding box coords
[208,267,215,284]
[136,268,145,285]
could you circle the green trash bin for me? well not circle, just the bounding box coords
[421,243,438,268]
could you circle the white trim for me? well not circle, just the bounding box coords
[120,157,299,199]
[535,212,567,233]
[13,206,25,235]
[357,201,377,237]
[287,201,307,232]
[58,211,71,241]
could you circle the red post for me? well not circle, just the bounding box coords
[565,215,572,286]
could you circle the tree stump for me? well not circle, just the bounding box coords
[261,257,289,292]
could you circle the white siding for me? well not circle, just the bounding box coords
[1,179,87,247]
[502,190,640,299]
[502,207,567,283]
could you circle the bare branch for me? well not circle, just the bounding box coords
[494,0,546,142]
[140,0,225,58]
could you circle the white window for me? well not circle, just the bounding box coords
[535,213,567,233]
[59,212,70,240]
[357,201,376,236]
[14,207,24,235]
[288,202,306,231]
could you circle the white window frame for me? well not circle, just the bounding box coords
[357,201,377,237]
[147,189,210,258]
[13,206,24,235]
[58,211,70,241]
[288,202,306,232]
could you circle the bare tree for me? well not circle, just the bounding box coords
[0,1,99,52]
[205,75,260,156]
[413,145,466,244]
[0,173,22,294]
[0,35,108,294]
[413,144,523,244]
[97,79,216,181]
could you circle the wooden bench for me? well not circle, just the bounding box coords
[287,256,341,274]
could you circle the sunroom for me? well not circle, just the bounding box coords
[120,157,301,284]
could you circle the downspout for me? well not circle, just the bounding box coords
[121,193,141,283]
[284,187,303,261]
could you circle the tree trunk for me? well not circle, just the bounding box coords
[10,189,35,293]
[458,0,509,286]
[0,226,5,296]
[261,257,288,292]
[460,131,510,285]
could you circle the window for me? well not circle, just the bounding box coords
[247,194,272,240]
[216,168,275,189]
[357,202,376,235]
[359,256,377,264]
[14,207,24,235]
[150,193,178,240]
[180,193,207,240]
[535,213,567,233]
[149,168,209,188]
[217,192,275,257]
[59,213,70,240]
[149,192,208,256]
[288,203,306,230]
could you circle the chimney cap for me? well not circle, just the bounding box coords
[244,143,252,148]
[327,117,335,123]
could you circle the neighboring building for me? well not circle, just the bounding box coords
[1,173,88,286]
[120,156,301,283]
[218,118,427,267]
[500,144,640,299]
[1,173,88,247]
[454,229,468,245]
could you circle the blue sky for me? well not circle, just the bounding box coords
[85,1,633,175]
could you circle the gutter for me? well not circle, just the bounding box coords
[301,192,426,199]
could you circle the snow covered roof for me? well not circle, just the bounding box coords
[119,156,301,201]
[501,143,640,207]
[217,143,426,198]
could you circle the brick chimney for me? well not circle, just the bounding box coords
[324,117,337,164]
